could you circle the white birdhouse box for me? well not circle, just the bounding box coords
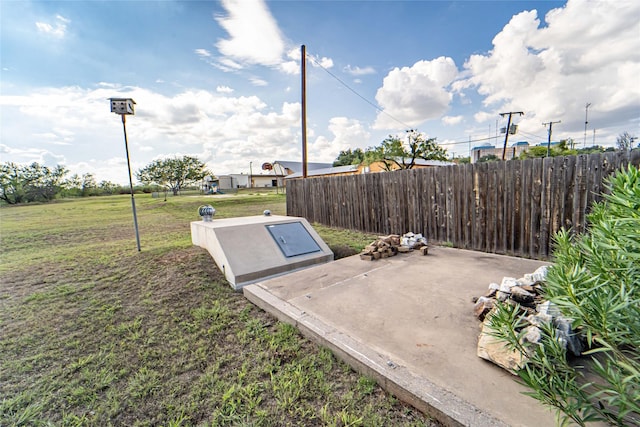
[110,98,136,115]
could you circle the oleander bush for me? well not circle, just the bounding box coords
[490,165,640,426]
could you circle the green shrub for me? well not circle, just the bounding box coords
[491,165,640,426]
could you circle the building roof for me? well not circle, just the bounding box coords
[286,159,453,179]
[272,161,333,174]
[407,159,454,167]
[285,164,359,179]
[472,145,496,150]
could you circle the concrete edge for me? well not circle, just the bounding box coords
[243,283,509,427]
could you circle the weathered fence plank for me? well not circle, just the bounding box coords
[287,151,639,260]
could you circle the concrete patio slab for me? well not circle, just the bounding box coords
[243,246,559,427]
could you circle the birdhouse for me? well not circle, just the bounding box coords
[110,98,136,115]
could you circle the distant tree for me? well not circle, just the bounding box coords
[364,130,448,171]
[576,145,607,155]
[0,162,26,204]
[98,180,120,195]
[616,131,634,151]
[519,146,550,159]
[0,162,68,204]
[24,163,68,202]
[136,156,211,196]
[519,140,577,159]
[333,148,365,167]
[477,154,500,163]
[80,173,97,196]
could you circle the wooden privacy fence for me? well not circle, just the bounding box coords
[287,150,640,260]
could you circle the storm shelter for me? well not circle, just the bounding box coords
[191,215,333,290]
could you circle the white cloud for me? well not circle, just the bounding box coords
[280,60,299,75]
[457,0,640,139]
[308,55,334,69]
[373,57,459,130]
[215,0,285,67]
[35,14,69,38]
[216,85,234,93]
[249,77,268,87]
[474,111,495,123]
[442,115,463,126]
[0,84,305,184]
[215,57,244,72]
[311,117,370,162]
[194,48,212,58]
[344,65,376,76]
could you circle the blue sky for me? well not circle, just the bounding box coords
[1,0,639,184]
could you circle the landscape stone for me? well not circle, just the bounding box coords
[477,318,526,375]
[473,296,494,321]
[510,286,535,304]
[499,277,518,293]
[522,325,542,345]
[537,300,561,317]
[554,317,583,356]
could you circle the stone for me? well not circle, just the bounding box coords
[554,317,583,356]
[484,289,497,298]
[397,246,411,253]
[526,313,553,327]
[420,246,429,255]
[530,265,550,283]
[537,300,561,317]
[496,291,510,302]
[522,325,542,345]
[400,232,428,249]
[499,277,518,293]
[510,286,535,304]
[473,296,494,321]
[518,284,537,293]
[359,254,374,261]
[517,276,535,287]
[477,319,526,375]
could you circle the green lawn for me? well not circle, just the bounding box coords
[0,191,436,426]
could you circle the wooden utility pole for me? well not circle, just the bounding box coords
[543,120,561,157]
[583,102,591,148]
[500,111,524,160]
[301,45,308,178]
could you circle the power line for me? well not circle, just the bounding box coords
[305,50,552,155]
[305,52,413,130]
[517,129,547,141]
[439,135,500,147]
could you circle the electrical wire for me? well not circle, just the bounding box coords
[439,135,501,147]
[305,52,414,130]
[517,129,547,141]
[306,50,550,150]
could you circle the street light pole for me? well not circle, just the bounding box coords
[121,115,141,251]
[110,98,141,252]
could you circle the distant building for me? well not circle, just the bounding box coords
[471,141,530,163]
[284,158,453,179]
[271,161,334,176]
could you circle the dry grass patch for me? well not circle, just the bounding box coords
[1,192,437,426]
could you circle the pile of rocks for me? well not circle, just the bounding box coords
[359,232,429,261]
[474,265,584,374]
